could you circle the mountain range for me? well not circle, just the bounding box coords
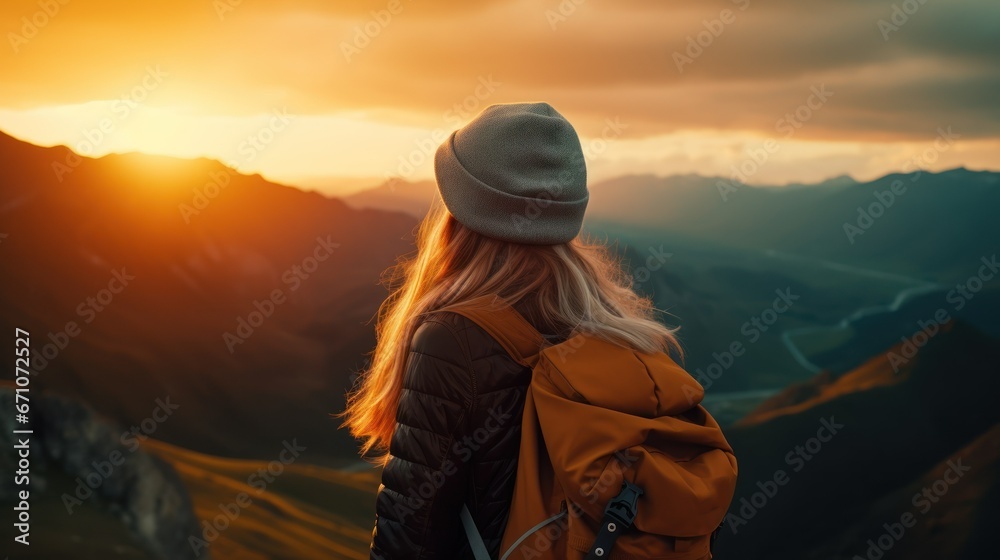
[0,131,415,465]
[1,130,997,559]
[715,320,1000,560]
[346,169,1000,281]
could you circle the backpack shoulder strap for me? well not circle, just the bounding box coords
[437,294,546,368]
[460,504,492,560]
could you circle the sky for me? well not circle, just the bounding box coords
[1,0,997,195]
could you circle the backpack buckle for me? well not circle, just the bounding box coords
[585,480,645,560]
[604,479,644,528]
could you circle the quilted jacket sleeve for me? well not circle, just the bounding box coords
[370,317,476,560]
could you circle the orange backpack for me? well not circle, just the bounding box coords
[443,295,738,560]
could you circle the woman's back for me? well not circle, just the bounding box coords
[371,308,558,558]
[344,102,698,560]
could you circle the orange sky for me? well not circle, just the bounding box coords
[1,0,998,195]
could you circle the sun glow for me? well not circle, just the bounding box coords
[1,1,997,196]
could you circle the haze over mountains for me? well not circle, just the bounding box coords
[347,169,1000,281]
[716,320,1000,559]
[0,130,415,465]
[346,168,1000,394]
[1,130,998,559]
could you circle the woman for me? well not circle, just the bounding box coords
[344,102,682,559]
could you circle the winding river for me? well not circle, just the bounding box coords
[762,249,943,374]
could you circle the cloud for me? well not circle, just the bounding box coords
[2,0,996,140]
[0,0,996,188]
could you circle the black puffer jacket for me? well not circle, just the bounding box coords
[370,309,561,559]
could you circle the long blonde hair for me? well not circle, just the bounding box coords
[342,200,680,458]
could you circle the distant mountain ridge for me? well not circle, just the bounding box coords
[0,131,417,465]
[716,320,1000,559]
[2,129,998,560]
[344,178,437,217]
[598,167,999,277]
[344,168,999,281]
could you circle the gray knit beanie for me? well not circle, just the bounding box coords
[434,102,589,245]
